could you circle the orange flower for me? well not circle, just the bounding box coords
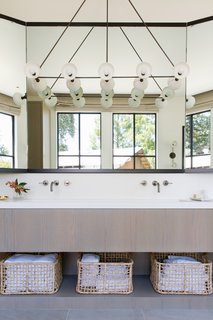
[5,179,30,195]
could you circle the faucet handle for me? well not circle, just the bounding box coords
[140,180,147,186]
[163,180,173,186]
[152,180,158,186]
[39,180,49,186]
[54,180,59,186]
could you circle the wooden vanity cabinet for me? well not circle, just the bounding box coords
[0,208,213,252]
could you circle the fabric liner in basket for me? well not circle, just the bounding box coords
[0,253,62,295]
[150,252,212,295]
[76,252,133,294]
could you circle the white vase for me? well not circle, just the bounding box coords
[13,193,23,200]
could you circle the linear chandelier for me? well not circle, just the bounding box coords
[13,0,195,110]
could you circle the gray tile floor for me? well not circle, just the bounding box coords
[0,277,212,319]
[0,309,213,320]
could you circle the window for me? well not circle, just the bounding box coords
[185,110,211,168]
[113,113,156,169]
[57,113,101,169]
[0,112,14,168]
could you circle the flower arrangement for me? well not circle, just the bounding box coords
[5,179,30,195]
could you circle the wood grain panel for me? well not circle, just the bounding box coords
[0,208,213,252]
[12,209,44,251]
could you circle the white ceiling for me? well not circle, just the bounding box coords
[1,0,213,23]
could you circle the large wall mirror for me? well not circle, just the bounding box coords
[2,13,212,172]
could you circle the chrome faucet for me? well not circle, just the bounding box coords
[50,180,59,192]
[152,180,160,193]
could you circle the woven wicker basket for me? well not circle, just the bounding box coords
[0,253,62,295]
[150,252,212,295]
[76,252,133,294]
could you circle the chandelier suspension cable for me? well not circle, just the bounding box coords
[120,27,162,91]
[50,27,94,89]
[128,0,174,67]
[106,0,109,62]
[40,0,87,68]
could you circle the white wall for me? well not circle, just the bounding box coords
[158,95,185,169]
[0,172,213,201]
[0,19,26,97]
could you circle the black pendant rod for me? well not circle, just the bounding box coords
[128,0,174,67]
[40,0,87,68]
[120,27,162,91]
[51,27,94,89]
[106,0,109,62]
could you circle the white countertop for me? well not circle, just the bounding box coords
[0,198,213,209]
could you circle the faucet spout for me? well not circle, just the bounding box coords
[152,180,160,193]
[50,180,59,192]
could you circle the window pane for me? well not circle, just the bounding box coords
[192,155,211,168]
[185,157,191,169]
[192,112,211,156]
[135,156,155,169]
[58,156,79,169]
[58,113,79,155]
[135,114,155,155]
[0,113,13,155]
[114,156,134,169]
[80,114,101,155]
[0,156,13,168]
[80,157,101,169]
[57,113,101,169]
[185,116,191,156]
[113,114,134,156]
[185,111,211,169]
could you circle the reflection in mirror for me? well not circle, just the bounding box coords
[26,23,186,170]
[0,111,14,168]
[0,18,27,169]
[185,110,211,169]
[186,20,213,169]
[0,13,188,170]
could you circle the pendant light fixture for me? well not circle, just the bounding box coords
[13,0,193,112]
[99,0,115,108]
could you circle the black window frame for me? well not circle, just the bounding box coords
[185,110,211,169]
[57,112,101,169]
[112,112,157,170]
[0,112,15,168]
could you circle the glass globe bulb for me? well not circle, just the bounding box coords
[45,96,57,108]
[168,77,182,90]
[13,92,25,107]
[131,88,144,99]
[31,78,47,92]
[186,95,196,109]
[101,89,114,99]
[98,62,114,80]
[133,78,148,90]
[128,97,141,108]
[161,86,175,100]
[174,62,190,79]
[73,97,85,108]
[101,97,113,108]
[61,63,77,80]
[66,78,81,91]
[38,86,52,100]
[25,62,41,79]
[155,98,168,108]
[70,87,83,98]
[136,62,152,79]
[100,78,115,91]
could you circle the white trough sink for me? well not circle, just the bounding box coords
[0,198,213,209]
